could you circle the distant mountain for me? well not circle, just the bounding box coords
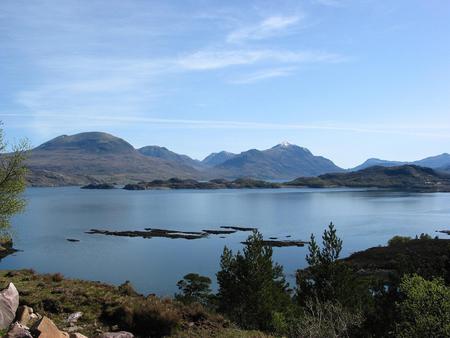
[414,153,450,169]
[202,151,236,167]
[351,153,450,171]
[350,158,405,171]
[138,146,204,170]
[288,165,450,192]
[26,132,201,186]
[212,142,343,180]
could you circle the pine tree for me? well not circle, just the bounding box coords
[216,230,291,330]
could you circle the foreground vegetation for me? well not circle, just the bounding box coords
[176,225,450,337]
[0,270,271,338]
[2,227,448,337]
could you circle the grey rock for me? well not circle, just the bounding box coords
[67,312,82,325]
[0,283,19,329]
[5,322,33,338]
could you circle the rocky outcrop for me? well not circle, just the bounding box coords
[31,316,69,338]
[0,280,140,338]
[0,283,19,329]
[5,322,32,338]
[16,305,34,327]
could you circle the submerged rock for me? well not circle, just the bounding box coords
[87,228,207,240]
[220,226,257,231]
[241,239,308,247]
[0,283,19,330]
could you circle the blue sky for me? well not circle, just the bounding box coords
[1,0,449,167]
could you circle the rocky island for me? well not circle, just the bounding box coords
[286,165,450,192]
[81,183,116,189]
[123,178,280,190]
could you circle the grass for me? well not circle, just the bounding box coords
[0,269,267,337]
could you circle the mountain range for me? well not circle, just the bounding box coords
[23,131,450,186]
[350,153,450,172]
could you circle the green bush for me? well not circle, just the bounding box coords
[387,235,412,246]
[175,273,212,306]
[285,299,363,338]
[395,274,450,337]
[102,297,182,337]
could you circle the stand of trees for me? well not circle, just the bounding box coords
[177,223,450,337]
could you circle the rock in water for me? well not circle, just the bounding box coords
[0,283,19,329]
[5,322,33,338]
[32,316,69,338]
[97,332,134,338]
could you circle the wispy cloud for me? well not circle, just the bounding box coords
[177,49,344,70]
[312,0,346,7]
[4,113,450,139]
[229,67,298,84]
[227,15,302,43]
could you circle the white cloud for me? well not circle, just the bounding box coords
[177,49,344,70]
[227,15,302,43]
[229,67,297,84]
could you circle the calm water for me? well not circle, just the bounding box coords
[2,187,450,295]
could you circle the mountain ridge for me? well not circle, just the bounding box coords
[350,153,450,171]
[23,131,450,186]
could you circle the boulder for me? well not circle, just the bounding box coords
[16,305,33,326]
[66,312,82,325]
[5,322,33,338]
[0,283,19,329]
[97,332,134,338]
[32,316,69,338]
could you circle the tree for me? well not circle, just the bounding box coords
[395,274,450,337]
[0,125,28,234]
[296,222,369,310]
[175,273,212,306]
[216,230,291,330]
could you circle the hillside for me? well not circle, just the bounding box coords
[202,151,236,167]
[138,145,204,170]
[25,132,201,186]
[24,134,349,185]
[351,158,405,171]
[213,142,343,180]
[287,165,450,191]
[351,153,450,171]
